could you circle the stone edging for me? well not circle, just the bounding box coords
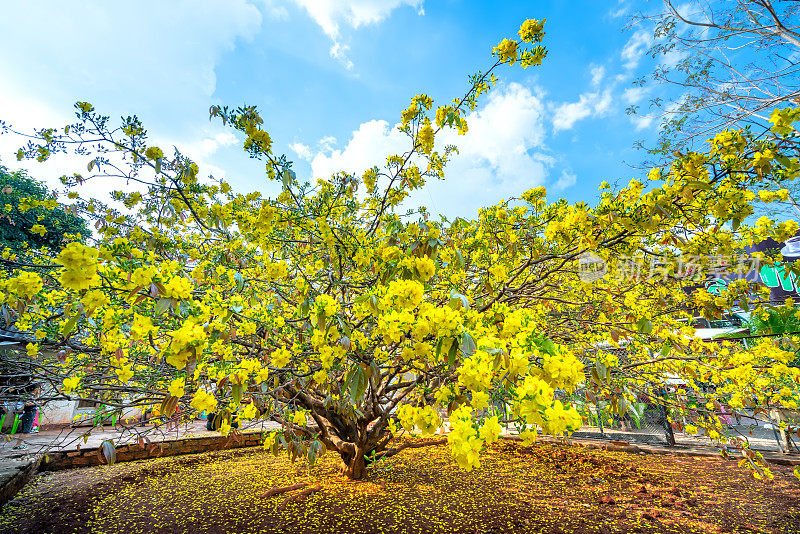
[0,456,42,509]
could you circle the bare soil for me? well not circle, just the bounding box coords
[1,439,799,534]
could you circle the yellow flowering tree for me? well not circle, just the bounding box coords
[2,19,800,480]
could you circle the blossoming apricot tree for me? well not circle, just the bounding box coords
[2,19,800,480]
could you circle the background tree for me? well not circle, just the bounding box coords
[0,165,89,256]
[629,0,800,216]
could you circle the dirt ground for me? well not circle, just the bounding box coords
[1,439,799,534]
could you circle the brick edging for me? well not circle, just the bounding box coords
[39,431,265,471]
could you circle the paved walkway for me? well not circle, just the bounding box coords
[574,425,792,453]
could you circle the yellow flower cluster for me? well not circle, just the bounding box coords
[383,279,424,310]
[541,350,585,391]
[62,375,81,394]
[168,377,185,397]
[315,294,340,316]
[56,242,99,292]
[239,402,257,420]
[518,19,545,42]
[447,406,483,471]
[6,272,43,299]
[271,347,292,368]
[458,350,495,391]
[493,39,518,64]
[29,224,46,236]
[769,107,800,135]
[81,289,108,316]
[542,400,583,437]
[414,256,436,281]
[164,276,192,300]
[190,389,217,414]
[396,404,441,435]
[131,265,157,287]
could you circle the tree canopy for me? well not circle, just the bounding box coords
[1,19,799,480]
[0,166,89,256]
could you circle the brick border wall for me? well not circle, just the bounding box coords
[39,431,264,471]
[1,431,264,507]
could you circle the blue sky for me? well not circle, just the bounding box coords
[0,0,671,218]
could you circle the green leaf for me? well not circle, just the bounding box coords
[61,314,79,337]
[595,360,608,381]
[453,250,465,269]
[447,338,459,367]
[232,384,243,406]
[637,318,653,334]
[460,332,477,357]
[160,395,179,417]
[234,272,245,293]
[686,180,711,190]
[337,316,352,337]
[281,169,296,189]
[307,439,322,467]
[591,366,600,384]
[100,440,116,466]
[154,298,171,316]
[350,367,366,406]
[448,291,469,311]
[625,399,641,427]
[536,338,557,355]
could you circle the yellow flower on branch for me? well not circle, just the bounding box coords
[29,224,46,237]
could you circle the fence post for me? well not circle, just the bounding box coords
[596,401,604,436]
[657,389,675,447]
[768,408,788,453]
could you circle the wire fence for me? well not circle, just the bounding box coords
[567,390,798,454]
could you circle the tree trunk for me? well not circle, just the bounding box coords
[340,444,367,479]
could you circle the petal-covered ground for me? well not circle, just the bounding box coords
[1,439,799,534]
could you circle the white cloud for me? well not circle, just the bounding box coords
[621,30,651,70]
[193,132,240,159]
[290,142,313,161]
[329,42,355,70]
[622,86,649,105]
[552,169,577,191]
[0,1,261,192]
[289,0,423,67]
[590,65,606,86]
[258,0,290,19]
[306,82,551,217]
[552,89,613,132]
[608,0,630,18]
[630,114,655,130]
[309,119,407,179]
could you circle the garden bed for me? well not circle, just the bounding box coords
[1,438,798,533]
